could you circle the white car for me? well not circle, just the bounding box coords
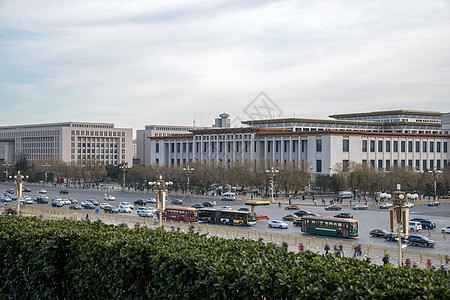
[268,220,288,229]
[137,209,155,217]
[441,226,450,234]
[119,202,134,209]
[38,189,47,194]
[220,206,232,211]
[404,202,414,208]
[118,206,132,213]
[100,202,110,209]
[24,198,34,204]
[146,198,156,203]
[104,195,116,201]
[379,203,393,209]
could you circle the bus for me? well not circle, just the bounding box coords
[301,216,358,238]
[162,206,198,222]
[198,209,256,226]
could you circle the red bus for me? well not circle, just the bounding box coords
[162,206,198,222]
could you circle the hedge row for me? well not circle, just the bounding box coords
[0,216,448,299]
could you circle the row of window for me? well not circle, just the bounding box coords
[71,130,126,137]
[361,140,448,153]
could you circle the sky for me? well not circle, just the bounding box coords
[1,0,450,133]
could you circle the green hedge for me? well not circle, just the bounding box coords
[0,216,448,299]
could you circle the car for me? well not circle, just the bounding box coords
[22,187,31,192]
[69,204,82,210]
[369,228,389,237]
[171,199,183,205]
[403,202,414,208]
[68,198,78,204]
[294,210,311,217]
[119,202,134,209]
[428,201,440,206]
[305,212,320,216]
[6,188,15,194]
[238,207,250,212]
[325,205,342,211]
[384,233,406,243]
[268,220,288,229]
[137,209,155,217]
[35,196,49,204]
[220,206,232,211]
[352,204,368,210]
[59,189,69,194]
[285,205,301,210]
[103,205,119,213]
[52,196,62,202]
[51,200,64,207]
[81,202,95,209]
[0,196,11,202]
[441,226,450,234]
[104,195,116,201]
[38,189,47,194]
[407,235,435,247]
[282,214,300,221]
[334,213,353,219]
[118,206,132,213]
[86,199,99,206]
[410,218,436,229]
[293,219,302,227]
[134,199,147,206]
[24,197,34,205]
[146,198,157,203]
[379,203,393,209]
[100,202,110,209]
[203,201,214,207]
[191,203,204,209]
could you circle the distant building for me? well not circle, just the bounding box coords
[213,113,230,128]
[442,113,450,134]
[0,122,133,166]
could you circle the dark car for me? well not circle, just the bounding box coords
[191,203,204,209]
[294,210,311,217]
[325,205,342,211]
[35,196,49,204]
[427,201,440,206]
[407,235,435,247]
[86,199,99,206]
[334,213,353,219]
[22,187,32,192]
[171,199,183,205]
[59,189,69,194]
[203,201,214,207]
[305,212,320,216]
[6,188,15,194]
[103,205,119,214]
[134,199,147,206]
[384,233,406,243]
[410,218,436,229]
[369,228,389,237]
[238,207,250,212]
[82,202,95,209]
[293,219,302,227]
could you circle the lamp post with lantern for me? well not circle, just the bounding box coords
[389,184,409,267]
[119,163,128,191]
[3,162,12,181]
[182,165,194,195]
[41,163,51,185]
[428,168,442,200]
[148,176,173,227]
[265,167,279,203]
[9,171,28,215]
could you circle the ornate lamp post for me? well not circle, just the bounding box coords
[265,167,279,203]
[428,168,442,200]
[9,171,29,215]
[182,165,194,195]
[119,163,128,191]
[148,176,173,227]
[41,163,51,185]
[3,162,12,181]
[389,184,409,267]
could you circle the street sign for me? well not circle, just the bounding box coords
[95,209,99,213]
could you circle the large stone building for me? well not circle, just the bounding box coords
[148,110,450,174]
[0,122,133,166]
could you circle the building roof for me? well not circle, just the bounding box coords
[241,118,440,127]
[0,121,119,130]
[329,109,444,119]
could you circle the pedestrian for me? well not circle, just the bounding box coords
[440,265,448,274]
[427,259,434,270]
[189,225,195,232]
[382,254,390,265]
[85,214,90,222]
[324,243,330,255]
[282,242,288,252]
[413,262,418,268]
[445,255,450,266]
[298,243,303,251]
[278,201,281,208]
[405,258,411,267]
[288,198,292,205]
[334,245,339,254]
[134,222,140,229]
[339,245,344,257]
[322,199,325,205]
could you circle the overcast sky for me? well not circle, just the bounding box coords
[1,0,449,133]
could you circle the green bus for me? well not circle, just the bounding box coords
[301,216,358,238]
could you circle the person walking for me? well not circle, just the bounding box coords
[382,254,390,265]
[405,258,411,267]
[298,243,304,251]
[427,259,434,270]
[339,245,344,257]
[334,245,339,254]
[324,243,330,255]
[282,242,288,252]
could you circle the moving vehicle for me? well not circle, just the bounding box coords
[441,226,450,233]
[237,207,250,212]
[69,204,82,210]
[369,228,389,237]
[293,219,302,227]
[103,205,118,214]
[294,210,311,217]
[6,188,15,194]
[202,201,214,207]
[403,202,414,208]
[119,202,134,209]
[384,233,406,243]
[268,220,288,229]
[334,213,353,219]
[221,192,236,201]
[51,200,64,207]
[324,205,342,211]
[104,195,116,201]
[22,187,32,192]
[0,196,11,202]
[35,196,49,204]
[199,209,256,226]
[285,205,301,210]
[338,191,353,198]
[171,199,183,205]
[134,199,147,206]
[38,189,47,194]
[407,235,435,247]
[282,214,300,221]
[352,204,368,210]
[162,206,198,222]
[301,216,358,238]
[59,189,69,194]
[137,209,155,217]
[100,203,110,209]
[219,206,232,210]
[118,206,132,213]
[379,203,393,209]
[428,201,440,206]
[191,203,204,209]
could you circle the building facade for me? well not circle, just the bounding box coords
[0,122,133,166]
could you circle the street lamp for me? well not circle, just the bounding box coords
[428,168,442,200]
[9,171,29,215]
[182,165,194,195]
[148,176,173,227]
[119,163,128,191]
[3,162,12,181]
[390,184,409,267]
[41,163,51,185]
[265,167,279,203]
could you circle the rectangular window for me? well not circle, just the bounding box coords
[386,141,391,152]
[415,159,420,170]
[245,141,248,153]
[301,140,306,152]
[378,141,383,152]
[408,141,413,152]
[267,141,271,153]
[293,141,296,152]
[370,160,375,167]
[430,160,434,170]
[394,160,398,166]
[211,142,215,153]
[343,139,349,152]
[378,160,383,169]
[171,143,174,153]
[284,141,288,152]
[401,141,406,153]
[423,141,427,152]
[219,142,223,153]
[386,160,391,170]
[177,143,181,153]
[362,140,367,152]
[437,141,441,153]
[423,160,427,170]
[343,160,349,171]
[444,142,448,153]
[408,160,412,167]
[316,139,322,152]
[189,143,193,153]
[444,160,448,168]
[415,141,420,152]
[228,142,232,152]
[155,143,159,153]
[316,160,322,173]
[370,141,375,152]
[437,160,441,170]
[401,160,405,166]
[430,141,434,152]
[275,141,279,152]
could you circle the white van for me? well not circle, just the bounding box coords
[221,192,236,201]
[338,191,353,198]
[409,221,422,231]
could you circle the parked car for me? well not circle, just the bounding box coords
[171,199,183,205]
[38,189,47,194]
[146,198,157,203]
[407,235,435,247]
[352,204,368,210]
[0,196,11,202]
[219,206,232,211]
[81,202,95,209]
[379,203,393,209]
[282,214,300,221]
[51,200,64,207]
[69,204,82,210]
[118,206,132,213]
[86,199,99,206]
[441,226,450,233]
[428,201,440,206]
[119,202,134,209]
[22,187,32,192]
[285,205,301,210]
[24,198,34,205]
[59,189,69,194]
[35,196,49,204]
[137,209,155,218]
[238,207,250,212]
[409,221,422,231]
[191,203,205,209]
[100,202,110,209]
[68,198,78,204]
[104,195,116,201]
[325,205,341,211]
[410,218,436,229]
[403,202,414,208]
[268,220,288,229]
[203,201,214,207]
[103,205,119,213]
[334,213,353,219]
[369,228,389,237]
[294,210,312,217]
[134,199,147,206]
[384,233,406,243]
[6,188,15,194]
[293,219,302,227]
